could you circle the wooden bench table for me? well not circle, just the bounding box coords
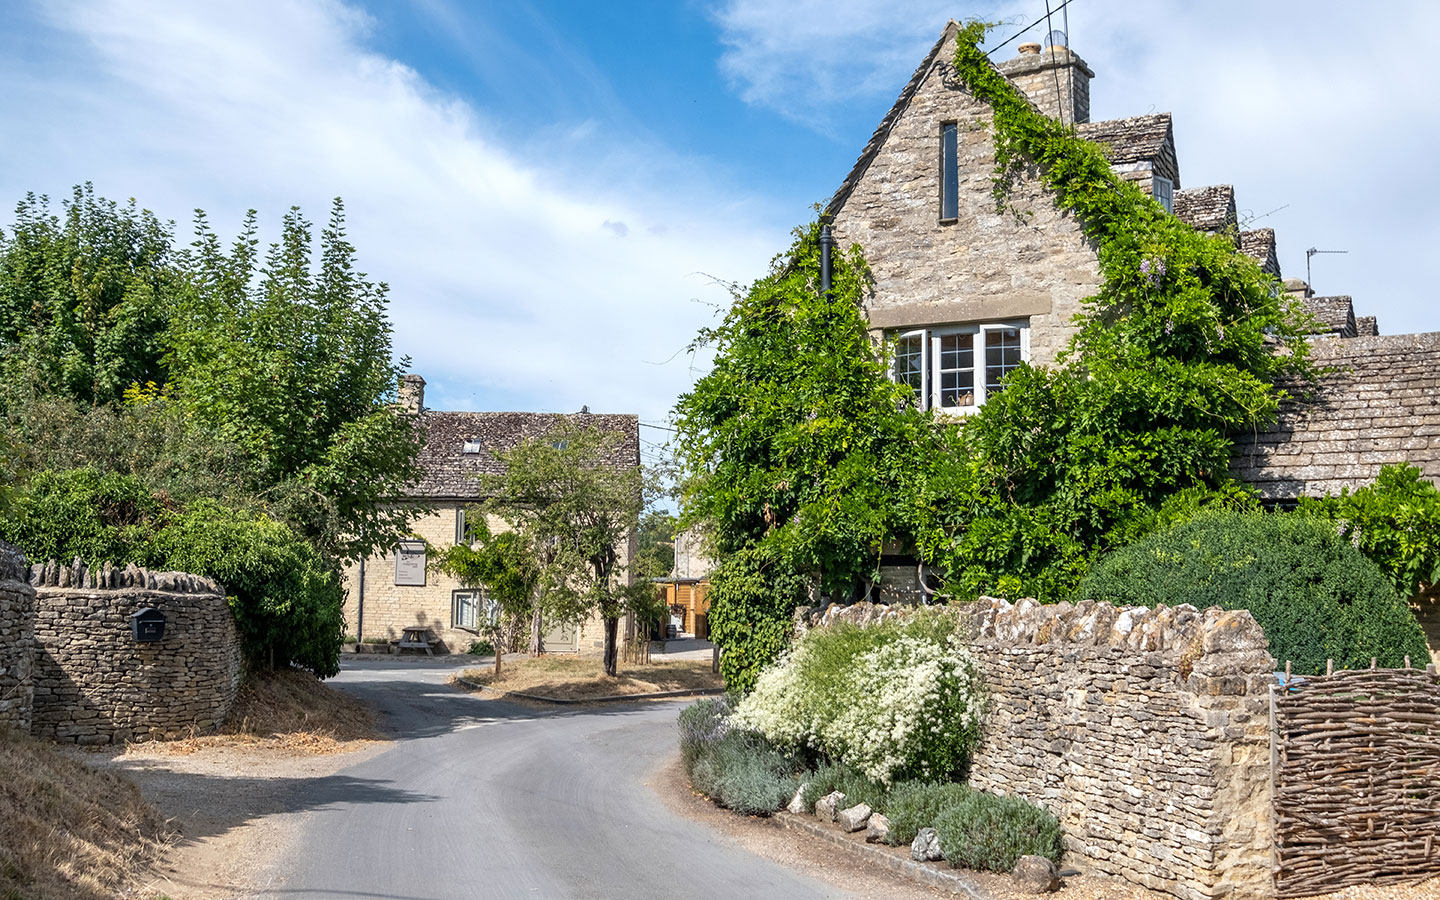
[395,626,437,656]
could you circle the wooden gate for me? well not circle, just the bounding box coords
[1271,662,1440,897]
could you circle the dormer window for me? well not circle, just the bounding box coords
[892,322,1029,413]
[940,122,959,222]
[462,440,482,454]
[1153,175,1174,214]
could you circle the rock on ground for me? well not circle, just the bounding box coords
[1012,855,1061,893]
[837,803,871,833]
[814,791,846,823]
[786,785,809,815]
[910,827,943,862]
[864,813,890,844]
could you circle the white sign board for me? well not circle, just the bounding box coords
[394,539,427,586]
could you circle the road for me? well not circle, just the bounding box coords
[252,658,869,900]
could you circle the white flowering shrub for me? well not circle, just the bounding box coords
[731,614,985,785]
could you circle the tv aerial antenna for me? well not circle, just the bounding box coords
[1305,247,1348,291]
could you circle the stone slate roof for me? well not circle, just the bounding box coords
[825,21,961,219]
[1301,296,1357,338]
[1356,316,1379,337]
[1076,114,1180,187]
[1173,185,1237,232]
[1239,228,1280,277]
[409,411,639,499]
[1230,332,1440,499]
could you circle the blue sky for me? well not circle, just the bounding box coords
[2,0,1438,462]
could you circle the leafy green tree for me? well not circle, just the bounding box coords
[0,184,177,408]
[633,509,677,580]
[166,200,423,563]
[431,516,537,676]
[475,420,643,676]
[1300,463,1440,600]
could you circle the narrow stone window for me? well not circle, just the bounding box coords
[940,122,959,221]
[1153,175,1174,214]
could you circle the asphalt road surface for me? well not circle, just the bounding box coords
[252,658,865,900]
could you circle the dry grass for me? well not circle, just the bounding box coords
[148,667,385,757]
[459,655,723,700]
[0,726,172,900]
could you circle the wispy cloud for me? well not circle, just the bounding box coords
[0,0,784,424]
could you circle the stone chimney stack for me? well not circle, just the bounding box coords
[996,39,1094,125]
[398,373,425,414]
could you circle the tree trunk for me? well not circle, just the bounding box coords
[529,606,544,656]
[603,616,619,677]
[491,627,503,677]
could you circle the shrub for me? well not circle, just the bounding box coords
[678,697,731,776]
[690,728,797,817]
[934,791,1064,872]
[1076,509,1429,675]
[704,545,812,695]
[883,780,971,846]
[0,467,159,565]
[798,761,890,813]
[731,614,985,784]
[466,640,494,656]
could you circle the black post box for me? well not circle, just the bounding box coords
[130,607,166,642]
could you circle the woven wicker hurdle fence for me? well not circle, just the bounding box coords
[1271,659,1440,897]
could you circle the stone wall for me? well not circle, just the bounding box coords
[807,597,1276,900]
[0,542,35,732]
[29,560,243,744]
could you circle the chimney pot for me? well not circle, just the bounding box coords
[1018,42,1041,55]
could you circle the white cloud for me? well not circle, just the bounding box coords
[711,0,1440,334]
[0,0,783,427]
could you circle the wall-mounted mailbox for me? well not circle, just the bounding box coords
[130,607,166,642]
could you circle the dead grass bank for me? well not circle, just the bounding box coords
[459,655,723,700]
[0,726,171,900]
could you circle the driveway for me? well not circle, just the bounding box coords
[247,658,890,900]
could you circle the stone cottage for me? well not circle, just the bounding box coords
[340,375,640,653]
[827,20,1439,494]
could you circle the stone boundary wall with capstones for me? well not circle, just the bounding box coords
[0,542,36,732]
[805,597,1276,900]
[29,558,242,744]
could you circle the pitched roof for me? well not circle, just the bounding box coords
[1230,332,1440,499]
[1301,296,1357,338]
[1239,228,1280,277]
[1076,114,1180,187]
[1173,185,1237,232]
[1356,316,1379,337]
[825,21,961,219]
[409,411,639,499]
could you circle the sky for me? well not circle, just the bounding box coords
[2,0,1437,468]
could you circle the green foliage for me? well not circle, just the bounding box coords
[474,420,643,675]
[705,545,815,694]
[688,728,798,817]
[0,185,177,408]
[678,696,732,775]
[632,509,677,580]
[933,790,1064,871]
[466,639,494,656]
[797,761,891,815]
[731,615,985,784]
[432,515,537,672]
[1,468,343,677]
[1076,510,1429,674]
[672,221,934,626]
[1299,464,1440,600]
[904,24,1318,601]
[882,780,973,847]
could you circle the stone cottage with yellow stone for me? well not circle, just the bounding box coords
[834,22,1440,646]
[340,375,640,653]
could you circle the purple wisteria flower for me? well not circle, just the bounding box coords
[1140,258,1167,285]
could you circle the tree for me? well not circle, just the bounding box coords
[166,199,424,563]
[431,517,537,676]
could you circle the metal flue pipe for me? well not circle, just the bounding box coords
[819,221,834,296]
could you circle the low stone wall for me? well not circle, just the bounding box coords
[807,597,1276,900]
[30,560,243,744]
[0,542,35,732]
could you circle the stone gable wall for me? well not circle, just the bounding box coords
[832,30,1103,370]
[807,597,1275,900]
[29,560,242,745]
[0,542,35,732]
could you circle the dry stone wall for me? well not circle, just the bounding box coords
[0,542,35,732]
[807,597,1276,900]
[29,560,242,744]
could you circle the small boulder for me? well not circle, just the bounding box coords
[786,784,809,815]
[864,812,891,844]
[814,791,846,823]
[910,827,943,862]
[837,803,871,833]
[1012,855,1061,894]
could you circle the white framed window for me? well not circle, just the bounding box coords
[452,588,495,632]
[892,322,1029,413]
[1153,175,1174,214]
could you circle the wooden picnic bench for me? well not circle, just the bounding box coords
[394,626,438,656]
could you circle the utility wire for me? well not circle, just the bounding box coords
[986,0,1077,57]
[1045,0,1065,126]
